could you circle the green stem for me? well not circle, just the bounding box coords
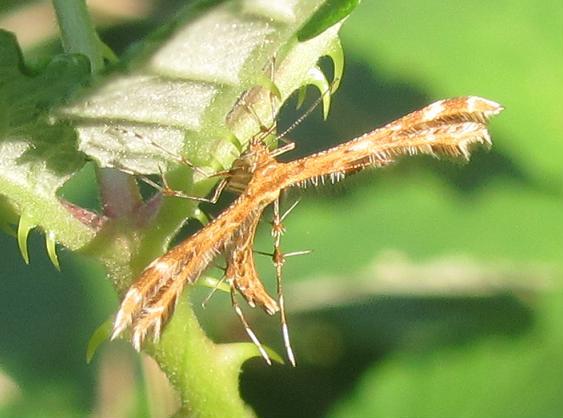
[148,298,256,418]
[51,0,104,73]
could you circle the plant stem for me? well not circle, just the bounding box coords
[51,0,104,73]
[148,298,256,418]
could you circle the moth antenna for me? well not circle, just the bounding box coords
[277,82,334,140]
[229,282,272,365]
[272,198,296,366]
[241,58,331,152]
[110,126,209,177]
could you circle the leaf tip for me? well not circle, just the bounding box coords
[86,319,113,364]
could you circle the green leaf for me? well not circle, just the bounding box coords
[328,291,563,418]
[296,66,332,118]
[0,31,95,250]
[0,31,91,126]
[298,0,361,41]
[86,319,112,364]
[57,0,343,177]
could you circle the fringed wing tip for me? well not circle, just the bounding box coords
[459,96,504,118]
[110,287,144,340]
[473,96,503,114]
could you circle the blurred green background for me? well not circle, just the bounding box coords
[1,1,562,417]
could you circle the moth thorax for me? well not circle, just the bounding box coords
[226,153,255,193]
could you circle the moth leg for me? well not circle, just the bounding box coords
[107,156,228,204]
[272,198,296,366]
[235,57,282,149]
[229,280,272,365]
[105,164,204,202]
[157,166,229,204]
[127,166,229,203]
[239,99,277,138]
[107,126,233,203]
[253,54,281,138]
[201,275,227,308]
[264,55,283,142]
[133,171,227,203]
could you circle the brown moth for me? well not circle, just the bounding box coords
[111,96,503,362]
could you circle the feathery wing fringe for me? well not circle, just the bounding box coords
[286,96,502,188]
